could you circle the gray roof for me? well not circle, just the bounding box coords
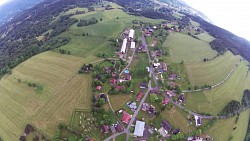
[133,120,145,137]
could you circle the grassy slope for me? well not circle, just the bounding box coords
[163,33,217,63]
[186,60,250,115]
[59,3,160,58]
[208,110,250,141]
[186,51,241,85]
[0,51,93,140]
[197,32,215,43]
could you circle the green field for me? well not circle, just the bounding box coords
[186,51,241,85]
[186,60,250,115]
[208,109,250,141]
[0,51,93,140]
[196,32,215,43]
[109,94,133,111]
[59,2,161,58]
[163,33,217,63]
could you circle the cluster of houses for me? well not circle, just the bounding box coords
[101,122,124,134]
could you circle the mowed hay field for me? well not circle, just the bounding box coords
[208,109,250,141]
[163,33,217,63]
[186,51,241,85]
[186,60,250,115]
[59,2,161,57]
[0,51,92,140]
[109,94,133,111]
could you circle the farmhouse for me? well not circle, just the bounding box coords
[110,125,116,133]
[140,83,147,89]
[162,63,168,71]
[121,111,132,124]
[162,98,170,106]
[121,38,127,54]
[110,78,118,85]
[166,90,176,97]
[131,41,136,49]
[161,120,172,132]
[133,120,145,137]
[101,125,109,134]
[136,92,143,101]
[142,103,150,111]
[129,29,135,39]
[194,115,202,127]
[115,123,124,132]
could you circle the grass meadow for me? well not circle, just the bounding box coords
[208,109,250,141]
[186,51,241,86]
[163,33,217,63]
[0,51,93,140]
[186,60,250,115]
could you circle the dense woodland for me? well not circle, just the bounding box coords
[0,0,99,78]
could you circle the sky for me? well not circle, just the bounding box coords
[183,0,250,41]
[0,0,9,6]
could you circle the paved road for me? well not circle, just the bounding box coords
[125,81,152,141]
[183,60,242,93]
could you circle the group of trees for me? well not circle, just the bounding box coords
[59,49,71,55]
[219,100,241,116]
[79,64,93,73]
[77,17,98,27]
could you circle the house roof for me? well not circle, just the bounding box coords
[115,123,124,132]
[110,126,116,133]
[133,120,145,137]
[194,115,202,126]
[158,127,168,137]
[101,125,109,134]
[140,83,147,88]
[173,128,180,135]
[142,103,150,111]
[125,74,131,80]
[161,120,172,131]
[96,86,102,91]
[178,94,185,101]
[110,78,117,85]
[166,90,176,97]
[121,111,131,124]
[115,85,122,91]
[121,38,127,53]
[129,29,135,38]
[162,98,170,105]
[136,92,143,101]
[131,41,136,49]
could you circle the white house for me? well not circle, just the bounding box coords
[130,41,135,49]
[121,38,127,54]
[194,115,202,127]
[129,29,135,39]
[134,120,145,137]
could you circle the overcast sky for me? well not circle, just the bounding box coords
[183,0,250,41]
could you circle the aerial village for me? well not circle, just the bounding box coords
[77,20,213,141]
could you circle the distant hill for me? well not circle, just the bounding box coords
[0,0,44,25]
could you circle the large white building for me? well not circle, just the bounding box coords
[130,41,135,49]
[121,38,127,54]
[133,120,145,137]
[129,29,135,39]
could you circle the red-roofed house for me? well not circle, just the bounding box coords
[110,78,118,85]
[96,86,102,91]
[136,92,143,101]
[162,98,170,105]
[115,86,122,92]
[121,111,132,124]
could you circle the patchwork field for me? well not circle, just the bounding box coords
[0,51,93,140]
[208,109,250,141]
[186,60,250,115]
[163,33,217,63]
[186,51,241,85]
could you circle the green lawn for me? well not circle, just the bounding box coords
[163,33,217,64]
[115,133,127,141]
[186,51,241,86]
[186,61,250,115]
[196,32,215,43]
[208,109,250,141]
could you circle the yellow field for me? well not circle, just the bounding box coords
[0,51,93,140]
[186,51,241,85]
